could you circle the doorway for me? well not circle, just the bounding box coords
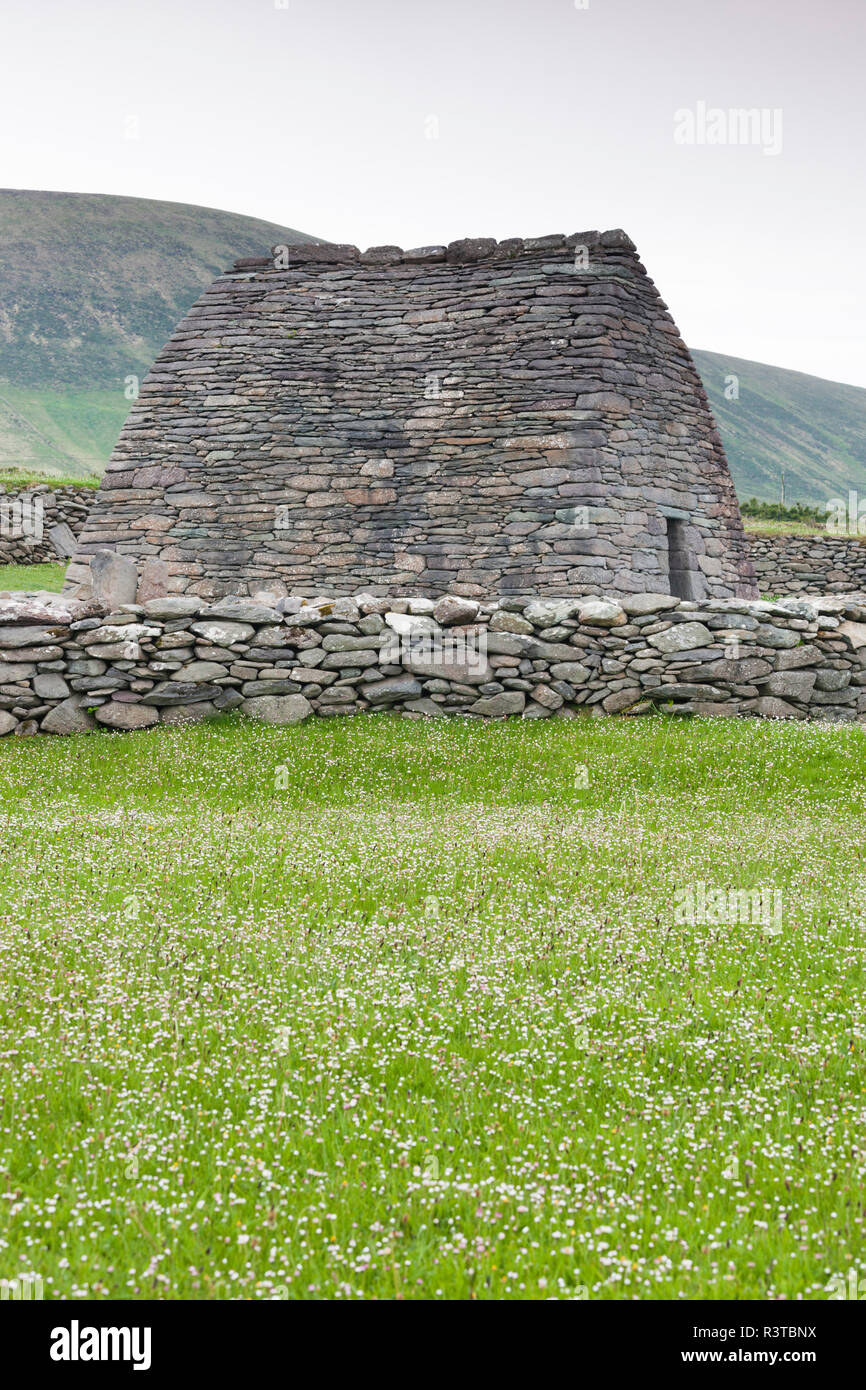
[665,517,698,599]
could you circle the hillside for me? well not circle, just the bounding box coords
[693,350,866,508]
[1,192,863,501]
[0,190,317,477]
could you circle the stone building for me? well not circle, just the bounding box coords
[68,231,757,600]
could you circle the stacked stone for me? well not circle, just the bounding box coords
[3,588,866,736]
[0,486,95,565]
[749,533,866,595]
[70,231,755,602]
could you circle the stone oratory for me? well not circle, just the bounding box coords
[69,231,757,601]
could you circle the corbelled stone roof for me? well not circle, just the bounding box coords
[69,230,756,601]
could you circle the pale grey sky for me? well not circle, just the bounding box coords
[2,0,864,386]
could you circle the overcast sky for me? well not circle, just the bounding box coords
[2,0,864,387]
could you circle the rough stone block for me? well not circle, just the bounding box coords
[240,694,312,725]
[94,701,159,729]
[90,551,138,609]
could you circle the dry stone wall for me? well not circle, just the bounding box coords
[3,587,866,738]
[749,533,866,596]
[30,487,866,599]
[70,231,756,602]
[0,486,94,565]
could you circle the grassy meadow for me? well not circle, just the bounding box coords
[1,714,865,1301]
[0,562,67,593]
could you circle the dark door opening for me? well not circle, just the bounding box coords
[665,517,698,599]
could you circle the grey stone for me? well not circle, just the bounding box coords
[0,626,59,649]
[648,622,714,653]
[754,625,800,650]
[404,698,446,716]
[469,691,525,717]
[775,644,822,670]
[202,597,282,624]
[321,633,383,652]
[33,672,70,700]
[178,660,229,683]
[677,657,772,683]
[213,688,244,710]
[814,670,850,692]
[489,611,533,634]
[240,694,312,725]
[159,702,220,725]
[142,596,204,619]
[384,612,440,636]
[40,695,98,735]
[432,595,480,627]
[648,683,726,701]
[619,593,680,616]
[321,649,379,670]
[578,598,626,627]
[549,661,590,683]
[676,701,741,718]
[531,684,564,709]
[81,623,158,646]
[48,521,78,558]
[240,680,302,696]
[364,674,424,703]
[522,701,553,719]
[135,558,171,604]
[0,594,90,625]
[190,620,255,645]
[602,688,643,713]
[141,682,223,706]
[94,701,159,729]
[744,696,806,720]
[759,670,817,701]
[90,550,138,609]
[0,661,35,681]
[523,599,584,626]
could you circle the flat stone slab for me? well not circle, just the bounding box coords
[0,594,93,626]
[240,694,312,725]
[141,682,223,706]
[619,593,680,616]
[94,701,159,730]
[142,596,204,619]
[648,622,714,653]
[202,598,282,624]
[470,691,525,717]
[90,551,138,610]
[759,670,817,700]
[190,620,255,645]
[41,695,98,735]
[364,674,423,703]
[159,702,220,726]
[578,598,626,627]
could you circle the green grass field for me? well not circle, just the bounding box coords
[743,518,825,537]
[1,715,865,1301]
[0,562,67,593]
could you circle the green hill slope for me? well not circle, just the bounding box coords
[0,189,317,477]
[693,350,866,508]
[1,193,863,501]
